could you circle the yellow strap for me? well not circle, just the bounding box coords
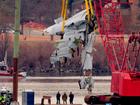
[61,0,65,17]
[64,0,68,20]
[85,0,90,22]
[89,0,94,16]
[61,0,69,32]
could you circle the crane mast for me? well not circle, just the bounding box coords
[84,0,140,104]
[94,0,126,72]
[93,0,140,96]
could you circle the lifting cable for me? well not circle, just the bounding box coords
[61,0,65,17]
[85,0,90,23]
[85,0,94,22]
[61,0,69,32]
[89,0,94,16]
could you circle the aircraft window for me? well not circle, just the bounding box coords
[66,20,86,30]
[76,21,86,30]
[74,20,85,26]
[66,23,78,30]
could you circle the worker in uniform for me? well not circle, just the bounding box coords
[56,91,61,104]
[62,92,67,104]
[69,92,74,104]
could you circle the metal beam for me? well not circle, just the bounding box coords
[13,0,21,101]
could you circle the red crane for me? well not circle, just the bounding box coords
[85,0,140,104]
